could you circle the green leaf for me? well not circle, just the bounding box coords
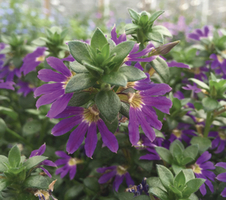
[188,193,199,200]
[8,145,21,168]
[172,164,185,175]
[155,147,173,164]
[128,8,140,22]
[23,175,49,189]
[168,184,182,197]
[65,73,97,93]
[119,102,130,119]
[70,61,89,73]
[149,10,165,24]
[111,41,135,65]
[68,41,92,65]
[157,165,174,190]
[82,60,104,74]
[91,28,108,51]
[0,106,18,120]
[0,118,7,134]
[152,25,172,37]
[117,192,134,200]
[182,178,205,198]
[150,57,170,83]
[64,184,84,200]
[140,11,149,25]
[174,170,186,190]
[0,95,10,101]
[101,72,127,87]
[68,91,94,107]
[134,195,150,200]
[22,120,41,136]
[95,90,121,123]
[146,177,166,191]
[183,169,195,183]
[188,78,209,90]
[125,23,141,32]
[0,179,8,192]
[83,177,100,192]
[101,114,119,133]
[149,187,168,200]
[169,140,184,158]
[119,65,146,82]
[23,156,48,170]
[0,155,8,172]
[190,136,212,154]
[183,145,198,160]
[202,97,218,111]
[147,31,164,43]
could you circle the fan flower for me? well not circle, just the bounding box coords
[55,151,83,180]
[188,26,210,41]
[191,151,215,196]
[20,47,46,75]
[29,144,57,178]
[209,53,226,78]
[97,165,134,191]
[216,162,226,197]
[0,79,15,90]
[126,178,149,196]
[209,129,226,153]
[0,63,21,81]
[52,105,118,158]
[34,56,74,118]
[17,80,36,97]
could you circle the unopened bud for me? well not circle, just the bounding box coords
[154,40,180,55]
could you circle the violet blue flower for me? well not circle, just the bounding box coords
[17,80,36,97]
[97,165,134,191]
[20,47,46,75]
[167,60,189,69]
[0,79,15,90]
[126,177,149,196]
[55,151,83,180]
[191,151,215,196]
[52,105,118,157]
[209,130,226,153]
[29,144,57,178]
[34,56,74,118]
[216,162,226,197]
[209,54,226,77]
[189,26,210,41]
[182,83,202,93]
[0,64,21,81]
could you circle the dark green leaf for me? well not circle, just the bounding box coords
[119,102,130,119]
[0,179,8,192]
[150,57,170,83]
[65,73,97,93]
[157,165,174,190]
[182,178,205,197]
[83,177,100,192]
[174,170,186,190]
[169,140,184,158]
[23,156,48,170]
[190,137,212,153]
[23,175,49,189]
[146,177,166,191]
[119,65,146,82]
[0,118,7,134]
[22,120,41,136]
[68,91,94,107]
[8,145,21,168]
[0,106,18,120]
[183,145,198,160]
[149,187,168,200]
[91,28,108,51]
[0,156,8,172]
[68,41,92,64]
[155,147,173,164]
[70,61,89,73]
[101,114,119,133]
[95,90,121,123]
[117,192,134,200]
[64,184,84,200]
[101,72,127,87]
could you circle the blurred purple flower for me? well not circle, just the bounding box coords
[0,64,21,81]
[97,165,134,191]
[55,151,83,180]
[191,151,215,196]
[29,144,57,178]
[0,79,15,90]
[216,162,226,197]
[34,57,74,118]
[209,54,226,78]
[182,83,202,93]
[127,178,149,196]
[17,80,36,97]
[20,47,46,75]
[189,26,210,41]
[209,130,226,153]
[52,106,118,157]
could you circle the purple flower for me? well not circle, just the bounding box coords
[0,79,15,90]
[209,54,226,77]
[17,80,36,97]
[34,57,74,118]
[111,26,156,63]
[0,64,21,81]
[167,60,189,69]
[189,26,210,41]
[52,105,118,158]
[182,83,202,93]
[55,151,83,180]
[191,151,215,196]
[209,130,226,153]
[97,165,134,191]
[29,144,57,178]
[126,178,149,196]
[119,78,172,145]
[216,162,226,197]
[20,47,46,75]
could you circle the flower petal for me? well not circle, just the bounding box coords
[98,170,117,184]
[69,166,77,180]
[34,83,62,98]
[128,108,140,145]
[113,175,124,192]
[38,69,66,82]
[85,122,98,158]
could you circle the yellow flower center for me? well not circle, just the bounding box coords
[35,55,45,62]
[9,64,15,71]
[28,83,35,89]
[128,92,144,110]
[195,124,204,135]
[83,106,100,125]
[192,163,202,174]
[62,72,76,89]
[217,55,224,63]
[34,190,49,200]
[68,158,83,166]
[172,129,182,138]
[219,131,226,140]
[117,165,127,176]
[195,117,204,123]
[190,67,200,75]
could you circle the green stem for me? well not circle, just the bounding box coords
[6,128,33,149]
[203,112,213,137]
